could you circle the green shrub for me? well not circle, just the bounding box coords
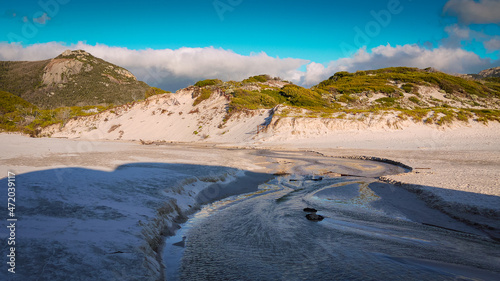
[402,83,414,93]
[456,110,472,122]
[0,90,36,114]
[470,109,500,123]
[436,109,455,126]
[279,85,324,108]
[242,75,271,83]
[194,79,222,87]
[375,97,398,107]
[0,91,38,132]
[336,94,358,104]
[145,87,170,99]
[332,71,354,80]
[408,96,421,104]
[193,88,212,106]
[229,89,279,111]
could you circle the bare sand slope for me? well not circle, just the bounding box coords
[42,88,271,143]
[41,85,499,150]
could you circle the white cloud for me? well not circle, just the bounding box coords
[442,24,499,53]
[0,42,497,90]
[299,44,497,86]
[0,42,308,90]
[444,24,471,40]
[485,38,500,51]
[0,42,68,61]
[443,0,500,24]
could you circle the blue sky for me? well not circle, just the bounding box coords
[1,0,499,90]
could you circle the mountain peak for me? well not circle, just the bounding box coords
[0,50,149,108]
[59,49,92,58]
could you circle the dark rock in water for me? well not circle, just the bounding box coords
[303,207,318,213]
[303,175,323,181]
[306,213,324,221]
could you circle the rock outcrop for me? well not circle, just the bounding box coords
[478,67,500,78]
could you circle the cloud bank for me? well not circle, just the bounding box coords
[485,38,500,51]
[300,44,496,86]
[443,0,500,24]
[0,42,497,90]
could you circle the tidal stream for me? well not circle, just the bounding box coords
[163,153,500,280]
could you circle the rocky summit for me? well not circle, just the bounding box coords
[0,50,149,108]
[478,67,500,78]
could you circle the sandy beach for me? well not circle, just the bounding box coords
[1,130,499,280]
[2,128,499,216]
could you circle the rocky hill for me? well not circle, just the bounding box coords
[478,67,500,78]
[0,50,150,108]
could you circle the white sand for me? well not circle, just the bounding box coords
[1,125,499,279]
[4,118,500,210]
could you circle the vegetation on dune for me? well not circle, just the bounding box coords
[193,88,213,106]
[194,79,223,87]
[208,70,500,126]
[315,67,500,99]
[228,89,282,112]
[0,90,114,135]
[401,83,414,93]
[316,70,396,95]
[279,85,326,108]
[226,83,332,113]
[0,90,37,132]
[242,74,272,84]
[375,97,399,108]
[145,87,170,99]
[0,90,36,114]
[470,109,500,123]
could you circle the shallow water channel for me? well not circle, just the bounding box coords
[163,153,500,280]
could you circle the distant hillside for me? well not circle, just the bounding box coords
[478,67,500,78]
[0,50,150,108]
